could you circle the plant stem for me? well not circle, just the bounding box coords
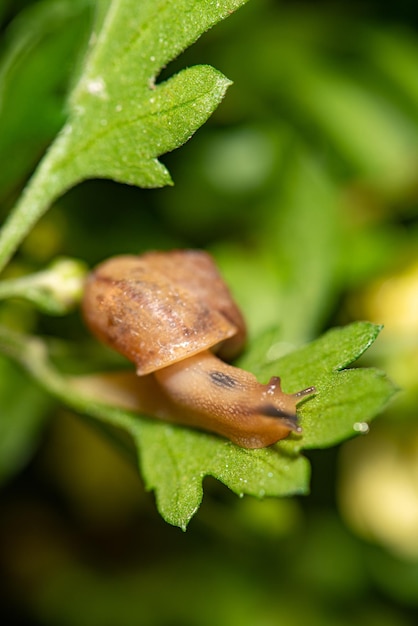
[0,324,140,435]
[0,125,77,275]
[0,324,138,464]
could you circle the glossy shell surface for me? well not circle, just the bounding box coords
[82,250,246,375]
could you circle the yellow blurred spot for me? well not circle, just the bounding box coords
[363,261,418,334]
[339,428,418,559]
[21,210,67,262]
[355,260,418,399]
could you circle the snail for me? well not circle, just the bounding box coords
[82,250,315,448]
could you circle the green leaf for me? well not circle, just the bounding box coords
[133,322,395,526]
[217,10,418,197]
[0,0,248,271]
[262,321,383,383]
[0,321,395,528]
[267,145,341,343]
[299,368,396,450]
[59,0,247,188]
[366,27,418,124]
[212,140,342,343]
[64,64,232,188]
[285,60,418,194]
[133,421,309,530]
[253,322,397,450]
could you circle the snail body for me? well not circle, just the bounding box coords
[82,250,314,448]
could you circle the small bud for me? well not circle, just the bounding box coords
[0,257,88,315]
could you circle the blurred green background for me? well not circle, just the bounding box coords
[1,0,418,624]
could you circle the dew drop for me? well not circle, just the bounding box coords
[86,77,106,97]
[353,421,370,434]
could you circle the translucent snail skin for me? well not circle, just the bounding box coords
[82,250,314,448]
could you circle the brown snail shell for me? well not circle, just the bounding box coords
[82,250,314,448]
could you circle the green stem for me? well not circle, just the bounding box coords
[0,325,134,429]
[0,125,77,275]
[0,257,88,314]
[0,324,139,464]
